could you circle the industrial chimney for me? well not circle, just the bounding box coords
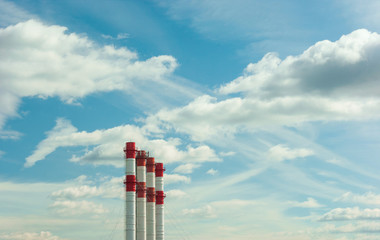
[124,142,165,240]
[124,142,136,240]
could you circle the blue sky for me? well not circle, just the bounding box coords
[1,0,380,239]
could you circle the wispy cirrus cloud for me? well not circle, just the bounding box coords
[288,197,324,208]
[0,0,35,26]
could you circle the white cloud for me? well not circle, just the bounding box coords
[164,173,191,184]
[321,222,380,233]
[219,151,235,157]
[173,163,201,174]
[50,176,125,201]
[182,199,258,220]
[147,29,380,141]
[220,29,380,97]
[210,199,258,208]
[320,207,380,221]
[102,33,130,40]
[0,19,187,133]
[267,145,314,162]
[50,185,102,200]
[49,200,108,216]
[288,197,324,208]
[0,231,67,240]
[182,205,216,218]
[0,129,22,140]
[206,168,218,176]
[337,192,380,205]
[26,118,220,168]
[166,189,187,199]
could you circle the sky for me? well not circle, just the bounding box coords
[1,0,380,239]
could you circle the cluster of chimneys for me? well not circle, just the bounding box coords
[124,142,165,240]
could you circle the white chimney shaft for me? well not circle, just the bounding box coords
[136,151,147,240]
[146,157,156,240]
[155,163,165,240]
[124,142,136,240]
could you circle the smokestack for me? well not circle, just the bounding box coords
[136,151,147,240]
[124,142,136,240]
[155,163,165,240]
[146,157,155,240]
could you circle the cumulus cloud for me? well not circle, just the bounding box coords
[147,29,380,141]
[220,29,380,97]
[320,207,380,221]
[0,231,66,240]
[26,118,220,168]
[49,200,108,216]
[337,192,380,205]
[267,145,314,162]
[0,19,183,132]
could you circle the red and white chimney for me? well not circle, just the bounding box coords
[146,157,156,240]
[155,163,165,240]
[136,151,147,240]
[124,142,136,240]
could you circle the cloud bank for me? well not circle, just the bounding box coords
[147,29,380,141]
[0,19,179,132]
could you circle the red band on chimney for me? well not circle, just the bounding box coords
[146,157,155,172]
[124,175,136,192]
[147,187,156,202]
[155,163,165,177]
[156,191,165,205]
[136,158,146,166]
[125,142,136,158]
[136,182,146,198]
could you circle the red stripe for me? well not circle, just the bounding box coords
[147,187,155,202]
[124,175,136,192]
[136,182,146,198]
[155,163,165,177]
[136,158,146,166]
[146,157,155,172]
[156,191,165,205]
[136,150,146,159]
[125,142,136,158]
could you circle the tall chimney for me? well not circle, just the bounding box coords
[155,163,165,240]
[136,151,147,240]
[124,142,136,240]
[146,157,156,240]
